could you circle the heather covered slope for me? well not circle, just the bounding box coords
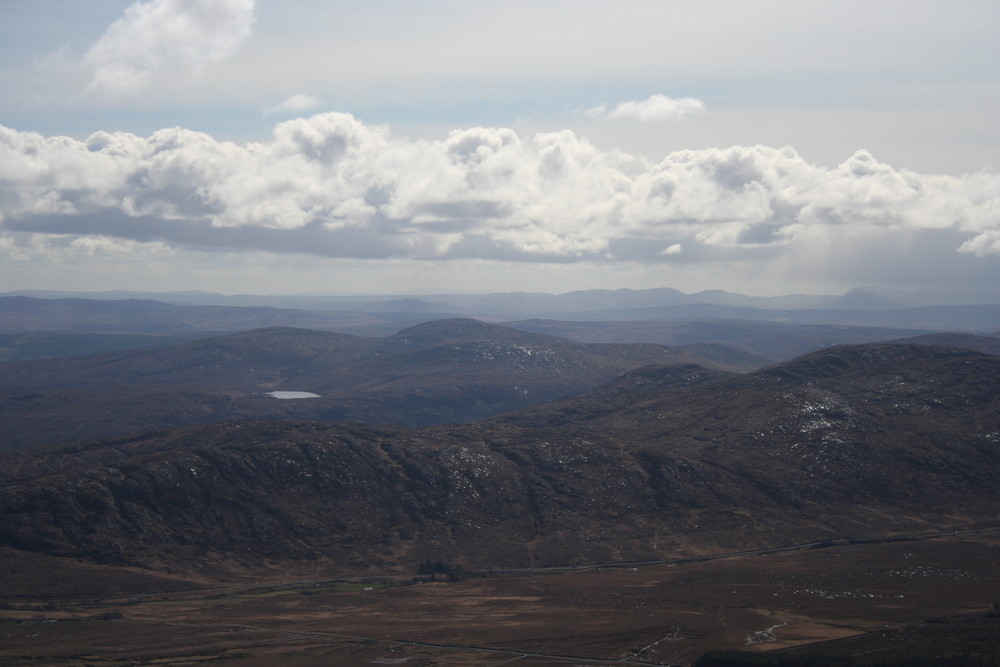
[1,343,996,576]
[502,343,1000,526]
[890,331,1000,356]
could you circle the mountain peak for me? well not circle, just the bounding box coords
[389,318,563,346]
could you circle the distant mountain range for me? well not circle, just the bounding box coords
[4,286,999,331]
[7,285,1000,310]
[0,294,422,336]
[2,289,998,364]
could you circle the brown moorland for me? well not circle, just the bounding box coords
[1,533,998,665]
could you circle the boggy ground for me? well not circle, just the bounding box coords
[2,532,998,666]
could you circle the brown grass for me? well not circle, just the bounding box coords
[2,533,998,665]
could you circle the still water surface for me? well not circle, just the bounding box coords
[265,391,321,399]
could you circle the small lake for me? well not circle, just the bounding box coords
[265,391,321,399]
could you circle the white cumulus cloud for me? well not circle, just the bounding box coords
[659,244,683,256]
[584,94,707,122]
[959,230,1000,257]
[84,0,256,97]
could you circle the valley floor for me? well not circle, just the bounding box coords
[2,531,999,666]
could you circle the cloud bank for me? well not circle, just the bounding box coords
[84,0,256,97]
[1,114,997,275]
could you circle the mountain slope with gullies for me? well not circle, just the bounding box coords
[0,343,996,576]
[0,320,754,449]
[495,343,1000,518]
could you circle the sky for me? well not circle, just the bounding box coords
[1,0,998,298]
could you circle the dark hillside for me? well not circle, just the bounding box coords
[0,321,748,449]
[0,332,211,362]
[891,331,1000,356]
[0,327,364,390]
[1,343,996,575]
